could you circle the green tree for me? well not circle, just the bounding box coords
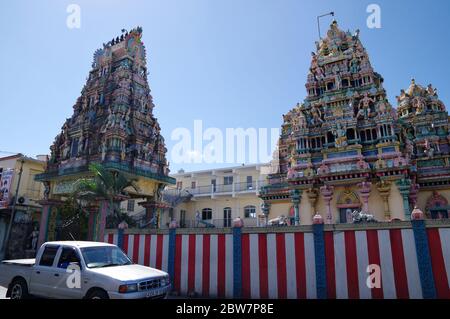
[72,163,139,228]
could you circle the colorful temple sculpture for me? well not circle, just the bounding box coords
[35,27,175,244]
[260,21,450,225]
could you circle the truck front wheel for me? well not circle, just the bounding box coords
[10,278,29,300]
[87,289,109,299]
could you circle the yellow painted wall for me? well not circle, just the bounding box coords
[0,156,45,206]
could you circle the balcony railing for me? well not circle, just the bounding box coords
[178,218,259,228]
[176,180,268,196]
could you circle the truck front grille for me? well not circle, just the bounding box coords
[139,278,162,291]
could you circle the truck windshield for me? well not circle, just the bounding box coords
[80,246,132,268]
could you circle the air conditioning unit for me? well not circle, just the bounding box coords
[17,196,31,206]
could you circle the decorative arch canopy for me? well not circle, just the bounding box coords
[426,191,448,210]
[336,189,361,208]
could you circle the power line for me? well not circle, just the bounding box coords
[0,150,22,155]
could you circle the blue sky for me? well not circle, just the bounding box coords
[1,0,449,173]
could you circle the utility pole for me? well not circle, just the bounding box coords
[1,157,25,260]
[317,12,335,39]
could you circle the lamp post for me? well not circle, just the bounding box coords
[317,12,335,39]
[0,157,25,260]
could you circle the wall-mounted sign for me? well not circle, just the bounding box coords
[53,180,76,195]
[0,169,14,209]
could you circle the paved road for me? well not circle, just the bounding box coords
[0,285,189,299]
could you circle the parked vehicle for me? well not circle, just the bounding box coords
[0,241,170,299]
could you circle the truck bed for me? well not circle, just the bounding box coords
[1,259,35,266]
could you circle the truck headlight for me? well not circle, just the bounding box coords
[118,283,138,293]
[161,276,170,286]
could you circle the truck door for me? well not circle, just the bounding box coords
[53,246,84,299]
[29,245,60,298]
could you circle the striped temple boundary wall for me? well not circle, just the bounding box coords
[104,220,450,299]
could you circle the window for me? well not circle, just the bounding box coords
[224,176,233,185]
[211,179,216,192]
[180,210,186,228]
[346,129,355,140]
[80,246,131,268]
[176,181,183,190]
[246,176,253,190]
[127,200,135,212]
[223,207,232,227]
[57,247,81,269]
[327,131,335,143]
[39,245,59,267]
[342,79,349,87]
[244,206,256,219]
[191,181,196,189]
[202,208,212,220]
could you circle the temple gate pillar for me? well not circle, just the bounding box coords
[96,200,109,242]
[376,181,392,220]
[86,204,100,241]
[37,200,62,248]
[396,179,412,220]
[306,188,319,221]
[290,189,302,225]
[357,181,372,213]
[320,185,334,224]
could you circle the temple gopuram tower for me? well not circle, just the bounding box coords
[260,21,450,224]
[36,27,175,244]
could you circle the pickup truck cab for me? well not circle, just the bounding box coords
[0,241,170,299]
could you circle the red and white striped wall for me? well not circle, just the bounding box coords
[104,225,450,299]
[105,233,169,272]
[427,228,450,299]
[241,232,316,299]
[324,228,423,299]
[172,234,234,298]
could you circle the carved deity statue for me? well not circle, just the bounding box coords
[62,141,71,160]
[310,105,323,126]
[423,139,435,158]
[413,97,426,114]
[315,66,325,80]
[29,225,40,251]
[334,71,341,90]
[333,123,348,148]
[377,98,391,115]
[357,92,375,119]
[349,53,360,73]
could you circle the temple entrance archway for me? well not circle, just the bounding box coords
[336,189,361,223]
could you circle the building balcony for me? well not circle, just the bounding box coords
[178,218,259,229]
[178,180,268,198]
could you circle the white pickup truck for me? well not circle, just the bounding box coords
[0,241,171,299]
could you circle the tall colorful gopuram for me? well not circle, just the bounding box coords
[36,27,175,243]
[260,21,450,224]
